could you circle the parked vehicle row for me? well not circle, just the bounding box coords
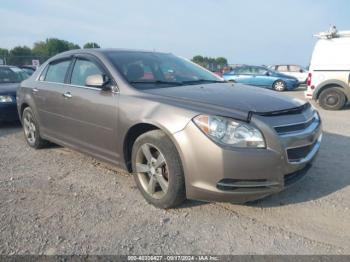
[16,49,322,208]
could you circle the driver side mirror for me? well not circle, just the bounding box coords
[265,71,271,76]
[86,74,111,90]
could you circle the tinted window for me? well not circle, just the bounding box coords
[71,59,103,86]
[45,60,71,83]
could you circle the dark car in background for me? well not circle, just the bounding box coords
[222,65,299,91]
[0,65,29,123]
[19,65,37,76]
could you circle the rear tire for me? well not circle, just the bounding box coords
[22,107,48,149]
[318,87,346,110]
[273,80,286,91]
[132,130,186,209]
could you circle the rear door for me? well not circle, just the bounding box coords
[33,58,73,138]
[58,55,119,162]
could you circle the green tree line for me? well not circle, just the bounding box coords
[0,39,100,66]
[191,55,228,71]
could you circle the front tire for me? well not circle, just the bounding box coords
[273,80,286,91]
[22,107,47,149]
[318,87,346,110]
[132,130,186,209]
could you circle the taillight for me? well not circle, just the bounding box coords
[306,72,312,86]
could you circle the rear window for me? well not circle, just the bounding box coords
[44,60,71,83]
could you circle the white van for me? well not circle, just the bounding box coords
[305,27,350,110]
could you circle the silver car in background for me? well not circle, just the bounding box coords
[17,49,322,208]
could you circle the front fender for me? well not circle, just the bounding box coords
[16,87,40,123]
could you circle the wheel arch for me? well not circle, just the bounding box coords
[314,80,349,100]
[123,122,178,172]
[20,103,30,120]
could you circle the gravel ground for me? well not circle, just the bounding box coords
[0,88,349,255]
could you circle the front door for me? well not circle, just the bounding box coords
[58,56,119,163]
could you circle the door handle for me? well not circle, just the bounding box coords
[32,88,39,94]
[62,92,72,98]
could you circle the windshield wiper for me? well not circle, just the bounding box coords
[129,80,183,86]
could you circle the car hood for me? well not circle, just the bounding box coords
[142,83,306,120]
[0,83,19,95]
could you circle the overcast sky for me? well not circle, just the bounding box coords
[1,0,349,66]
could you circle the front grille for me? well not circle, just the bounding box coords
[287,140,317,162]
[274,116,316,134]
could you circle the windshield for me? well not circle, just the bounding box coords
[106,51,224,89]
[0,67,29,83]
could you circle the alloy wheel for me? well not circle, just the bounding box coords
[23,111,36,145]
[135,143,169,199]
[274,81,285,91]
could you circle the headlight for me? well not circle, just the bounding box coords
[0,95,14,103]
[193,115,266,148]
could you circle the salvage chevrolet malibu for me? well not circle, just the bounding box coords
[17,49,322,208]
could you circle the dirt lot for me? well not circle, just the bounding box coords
[0,89,349,255]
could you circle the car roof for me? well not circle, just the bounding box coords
[54,48,171,57]
[235,65,267,69]
[272,64,302,66]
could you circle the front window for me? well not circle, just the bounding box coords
[106,51,223,89]
[70,59,103,86]
[0,67,29,83]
